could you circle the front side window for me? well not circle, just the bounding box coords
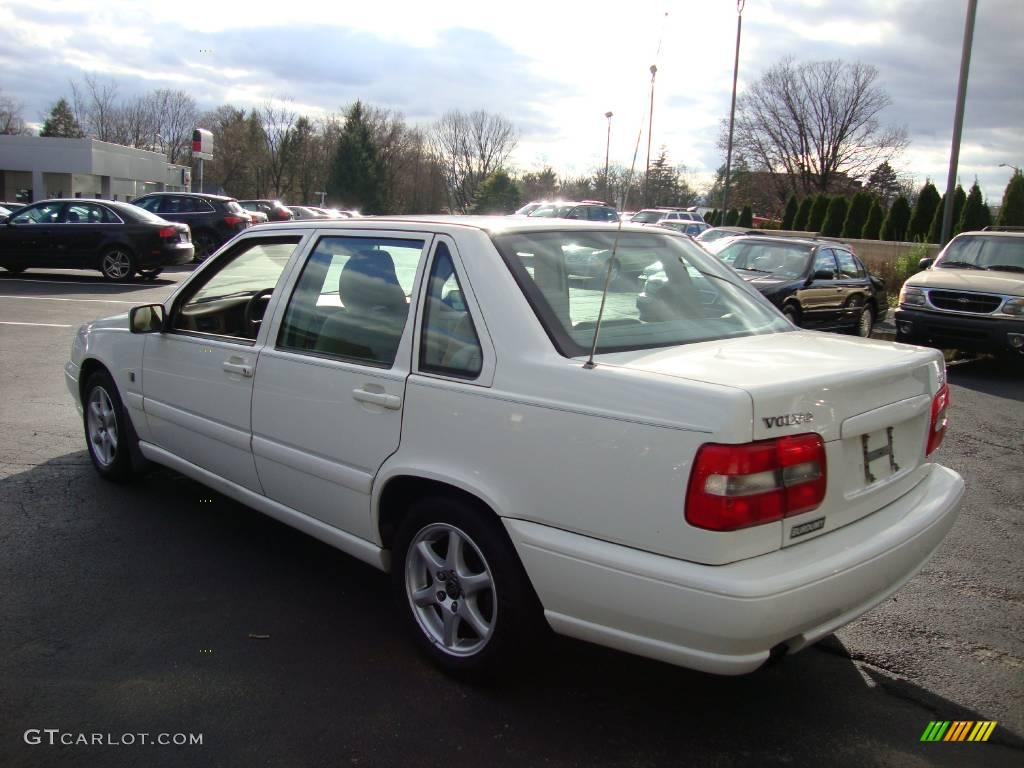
[171,236,301,340]
[159,196,195,214]
[11,202,63,224]
[492,230,790,356]
[277,236,424,367]
[812,250,838,279]
[420,243,483,378]
[65,203,120,224]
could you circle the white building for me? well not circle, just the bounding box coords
[0,135,191,203]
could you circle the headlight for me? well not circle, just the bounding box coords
[1000,297,1024,317]
[899,285,926,306]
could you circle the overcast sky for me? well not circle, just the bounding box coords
[1,0,1021,203]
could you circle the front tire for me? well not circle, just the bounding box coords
[83,371,135,482]
[783,305,801,327]
[192,231,218,263]
[100,247,135,281]
[393,496,542,679]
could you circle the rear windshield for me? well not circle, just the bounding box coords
[937,235,1024,273]
[491,230,791,356]
[630,211,664,224]
[122,205,168,224]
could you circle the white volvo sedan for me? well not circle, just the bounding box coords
[65,217,964,677]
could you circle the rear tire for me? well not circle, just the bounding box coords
[83,370,135,482]
[100,247,135,281]
[856,304,875,337]
[192,231,218,263]
[392,496,543,680]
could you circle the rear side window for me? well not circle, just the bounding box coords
[834,250,861,279]
[813,250,838,279]
[135,197,161,213]
[159,196,195,214]
[276,236,424,367]
[420,243,483,378]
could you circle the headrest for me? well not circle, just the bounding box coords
[338,249,407,315]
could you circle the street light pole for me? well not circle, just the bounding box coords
[644,65,657,207]
[999,163,1021,175]
[940,0,978,245]
[722,0,745,221]
[604,111,613,203]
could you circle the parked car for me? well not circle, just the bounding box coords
[131,192,251,262]
[66,216,961,679]
[0,205,13,223]
[895,228,1024,358]
[528,201,619,221]
[0,199,192,280]
[514,201,546,216]
[248,210,269,225]
[696,226,766,245]
[310,207,357,219]
[631,208,704,224]
[239,199,294,223]
[287,206,328,220]
[656,220,711,237]
[707,236,885,336]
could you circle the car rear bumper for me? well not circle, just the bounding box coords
[137,243,194,268]
[505,464,963,675]
[895,307,1024,355]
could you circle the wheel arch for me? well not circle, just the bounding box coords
[78,357,150,472]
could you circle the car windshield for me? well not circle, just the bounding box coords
[491,230,790,356]
[936,235,1024,272]
[718,241,812,278]
[630,211,665,224]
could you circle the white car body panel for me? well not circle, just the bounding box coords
[66,216,964,674]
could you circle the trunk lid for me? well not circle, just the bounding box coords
[596,331,946,548]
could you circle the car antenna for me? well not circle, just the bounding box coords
[583,131,645,370]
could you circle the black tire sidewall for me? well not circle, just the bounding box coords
[392,496,540,679]
[859,305,875,337]
[83,371,134,482]
[783,306,800,326]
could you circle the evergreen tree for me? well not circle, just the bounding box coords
[807,195,830,232]
[957,181,991,232]
[862,198,884,240]
[707,208,719,226]
[326,101,383,213]
[738,205,753,227]
[865,161,900,205]
[781,195,799,229]
[725,207,739,226]
[881,195,911,241]
[793,197,813,230]
[842,192,871,239]
[997,172,1024,226]
[908,180,940,241]
[821,196,849,237]
[928,185,967,242]
[472,170,521,214]
[40,98,84,138]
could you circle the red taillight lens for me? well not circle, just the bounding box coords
[686,433,827,531]
[926,383,950,456]
[224,215,244,226]
[273,210,292,220]
[157,226,176,238]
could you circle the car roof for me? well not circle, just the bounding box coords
[720,235,826,248]
[957,229,1024,238]
[237,214,658,236]
[26,198,139,210]
[136,191,235,201]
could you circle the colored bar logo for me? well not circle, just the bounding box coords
[921,721,997,742]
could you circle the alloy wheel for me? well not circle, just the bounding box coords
[101,250,132,280]
[86,386,119,468]
[404,522,496,657]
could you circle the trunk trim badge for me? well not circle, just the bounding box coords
[790,517,825,539]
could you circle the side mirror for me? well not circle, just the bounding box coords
[918,257,934,270]
[812,269,834,281]
[130,304,166,334]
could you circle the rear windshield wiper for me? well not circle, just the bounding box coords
[937,260,985,269]
[985,264,1024,273]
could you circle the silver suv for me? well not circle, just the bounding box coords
[895,228,1024,357]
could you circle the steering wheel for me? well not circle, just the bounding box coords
[244,288,275,335]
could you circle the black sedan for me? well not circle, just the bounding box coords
[0,199,193,281]
[715,237,885,336]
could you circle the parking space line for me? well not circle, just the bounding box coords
[0,278,150,287]
[0,295,136,304]
[0,321,73,328]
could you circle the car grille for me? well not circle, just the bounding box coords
[928,290,1002,314]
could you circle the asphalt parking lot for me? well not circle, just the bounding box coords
[0,268,1021,768]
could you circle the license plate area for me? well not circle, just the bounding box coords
[861,426,900,485]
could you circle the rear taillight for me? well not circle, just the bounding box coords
[926,383,950,456]
[157,226,176,238]
[686,433,827,532]
[224,215,245,227]
[273,210,291,220]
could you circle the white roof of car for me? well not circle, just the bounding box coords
[251,215,654,235]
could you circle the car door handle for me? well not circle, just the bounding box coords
[352,388,402,410]
[222,359,254,377]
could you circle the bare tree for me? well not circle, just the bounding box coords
[726,58,908,198]
[259,100,298,198]
[152,89,197,164]
[430,110,517,213]
[111,93,160,149]
[71,75,120,142]
[0,90,30,135]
